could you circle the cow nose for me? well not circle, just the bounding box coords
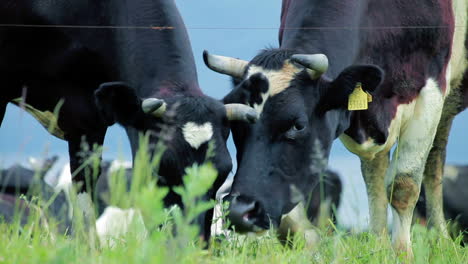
[228,196,263,233]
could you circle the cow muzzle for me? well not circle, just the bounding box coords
[227,195,268,233]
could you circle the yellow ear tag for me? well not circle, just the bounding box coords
[366,91,373,102]
[348,82,368,111]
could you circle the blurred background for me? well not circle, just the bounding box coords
[1,0,466,230]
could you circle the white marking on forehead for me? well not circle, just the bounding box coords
[182,122,214,149]
[246,62,303,114]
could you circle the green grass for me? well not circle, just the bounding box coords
[1,137,468,263]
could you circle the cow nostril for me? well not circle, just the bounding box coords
[241,201,259,222]
[228,196,264,233]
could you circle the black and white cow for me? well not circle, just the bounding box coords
[204,0,468,255]
[0,158,147,245]
[0,157,71,231]
[0,1,256,240]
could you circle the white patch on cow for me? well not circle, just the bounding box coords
[76,192,94,218]
[246,62,303,114]
[55,163,72,195]
[389,79,444,252]
[279,202,319,247]
[448,0,468,90]
[340,98,417,161]
[182,122,213,149]
[444,165,459,182]
[109,160,132,173]
[96,206,147,248]
[393,79,444,175]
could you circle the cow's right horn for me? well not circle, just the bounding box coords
[290,54,329,79]
[142,98,167,118]
[203,50,248,79]
[225,104,258,123]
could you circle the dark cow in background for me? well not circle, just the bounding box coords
[0,156,71,231]
[204,0,467,256]
[416,165,468,240]
[0,158,145,245]
[0,0,256,240]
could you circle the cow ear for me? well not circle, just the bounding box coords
[316,65,384,114]
[95,82,144,126]
[222,73,269,107]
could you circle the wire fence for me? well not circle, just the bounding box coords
[0,24,465,30]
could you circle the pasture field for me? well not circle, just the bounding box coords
[1,138,467,264]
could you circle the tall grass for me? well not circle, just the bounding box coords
[1,136,468,263]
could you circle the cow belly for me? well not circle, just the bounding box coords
[341,78,444,161]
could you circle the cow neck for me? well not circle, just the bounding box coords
[114,0,202,98]
[280,0,366,78]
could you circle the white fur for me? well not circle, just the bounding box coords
[246,62,303,114]
[392,79,444,177]
[389,79,444,251]
[109,160,132,173]
[279,202,319,247]
[96,206,147,248]
[444,165,459,182]
[182,122,213,149]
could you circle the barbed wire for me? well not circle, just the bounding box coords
[0,24,465,30]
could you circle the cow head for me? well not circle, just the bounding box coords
[204,49,383,233]
[94,82,257,205]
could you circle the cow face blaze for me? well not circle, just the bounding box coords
[205,49,383,233]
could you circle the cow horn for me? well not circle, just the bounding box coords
[142,98,167,117]
[203,50,248,78]
[290,54,329,79]
[225,104,258,123]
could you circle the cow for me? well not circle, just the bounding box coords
[416,165,468,241]
[0,157,71,231]
[203,0,468,256]
[211,169,342,243]
[0,0,257,240]
[0,158,147,246]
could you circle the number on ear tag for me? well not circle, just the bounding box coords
[348,82,368,111]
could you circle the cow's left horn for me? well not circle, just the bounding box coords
[225,104,258,123]
[142,98,167,117]
[290,54,328,79]
[203,50,248,78]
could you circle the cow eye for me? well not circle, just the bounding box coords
[292,123,305,131]
[285,121,307,140]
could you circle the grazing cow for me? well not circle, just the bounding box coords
[204,0,468,255]
[0,157,71,231]
[211,169,342,241]
[416,165,468,236]
[0,158,147,245]
[0,0,256,240]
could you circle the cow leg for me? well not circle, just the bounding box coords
[361,152,390,235]
[422,115,454,236]
[423,71,467,235]
[67,129,106,196]
[386,80,445,257]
